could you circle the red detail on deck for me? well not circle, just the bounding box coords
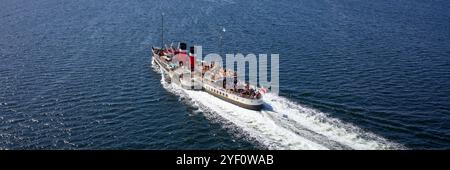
[189,55,195,71]
[177,51,187,63]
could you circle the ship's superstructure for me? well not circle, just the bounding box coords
[151,43,265,110]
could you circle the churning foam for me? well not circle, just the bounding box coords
[153,65,404,150]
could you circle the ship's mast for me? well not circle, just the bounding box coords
[219,27,226,57]
[161,13,164,48]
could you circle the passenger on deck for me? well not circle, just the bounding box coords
[223,78,226,89]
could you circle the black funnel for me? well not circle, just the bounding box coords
[179,43,187,50]
[189,46,195,54]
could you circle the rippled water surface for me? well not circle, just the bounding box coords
[1,0,449,149]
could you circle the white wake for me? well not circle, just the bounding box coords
[153,65,404,150]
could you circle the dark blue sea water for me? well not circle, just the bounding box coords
[1,0,449,149]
